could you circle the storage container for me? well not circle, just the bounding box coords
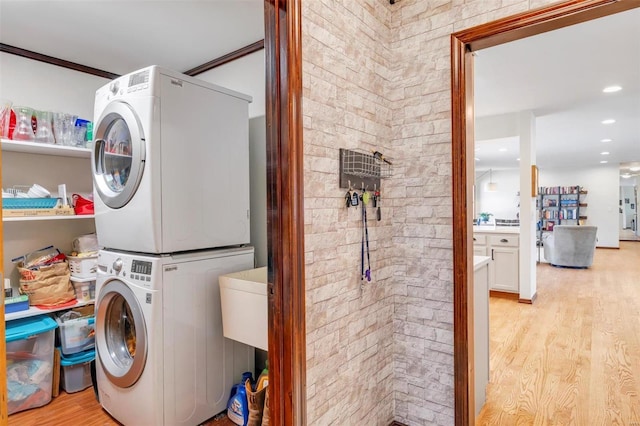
[55,312,95,355]
[67,255,98,278]
[5,294,29,313]
[6,315,57,415]
[70,277,95,302]
[60,349,95,393]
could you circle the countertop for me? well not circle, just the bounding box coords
[473,226,520,234]
[473,255,491,271]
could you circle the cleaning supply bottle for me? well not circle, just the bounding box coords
[227,372,253,425]
[256,361,269,391]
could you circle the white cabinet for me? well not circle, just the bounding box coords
[2,139,96,302]
[473,230,519,294]
[473,234,487,256]
[473,256,490,415]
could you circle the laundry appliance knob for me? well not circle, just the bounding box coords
[113,258,124,273]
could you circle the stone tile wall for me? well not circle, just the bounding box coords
[302,1,396,424]
[302,0,557,425]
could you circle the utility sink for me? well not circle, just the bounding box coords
[219,267,268,351]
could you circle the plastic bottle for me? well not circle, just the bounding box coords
[227,372,253,425]
[256,362,269,391]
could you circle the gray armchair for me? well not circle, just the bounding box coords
[543,225,597,268]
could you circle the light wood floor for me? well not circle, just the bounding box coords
[8,386,235,425]
[477,242,640,425]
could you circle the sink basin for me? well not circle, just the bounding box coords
[219,267,267,351]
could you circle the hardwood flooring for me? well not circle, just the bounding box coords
[477,241,640,425]
[8,387,235,426]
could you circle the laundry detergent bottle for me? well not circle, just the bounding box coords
[227,372,253,425]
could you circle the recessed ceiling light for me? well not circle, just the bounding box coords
[601,138,612,143]
[603,85,622,93]
[516,158,520,161]
[601,119,616,125]
[630,166,640,172]
[621,174,632,179]
[498,148,507,152]
[600,160,608,164]
[475,157,480,161]
[601,152,610,155]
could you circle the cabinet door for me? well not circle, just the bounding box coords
[489,247,519,293]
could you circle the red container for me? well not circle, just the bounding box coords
[72,194,94,215]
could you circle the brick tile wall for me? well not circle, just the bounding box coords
[301,0,556,425]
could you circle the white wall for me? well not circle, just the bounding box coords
[249,116,267,268]
[475,169,520,220]
[0,52,108,120]
[540,165,619,247]
[196,50,265,118]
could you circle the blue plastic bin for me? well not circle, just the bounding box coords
[60,349,95,393]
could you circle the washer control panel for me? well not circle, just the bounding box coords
[131,259,153,283]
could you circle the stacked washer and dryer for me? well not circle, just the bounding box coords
[91,66,255,425]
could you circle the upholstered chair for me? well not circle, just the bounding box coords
[543,225,598,268]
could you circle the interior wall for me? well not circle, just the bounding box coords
[540,165,620,247]
[248,116,267,268]
[301,1,395,424]
[0,52,106,120]
[475,169,520,220]
[389,0,558,423]
[196,50,266,119]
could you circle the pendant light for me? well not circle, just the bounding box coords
[486,169,498,192]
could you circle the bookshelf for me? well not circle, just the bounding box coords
[537,186,587,262]
[538,186,587,232]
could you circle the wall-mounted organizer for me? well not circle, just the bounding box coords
[339,148,392,190]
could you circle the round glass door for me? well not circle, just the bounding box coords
[96,279,147,388]
[92,101,146,209]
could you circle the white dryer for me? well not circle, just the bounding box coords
[95,247,255,426]
[92,65,252,254]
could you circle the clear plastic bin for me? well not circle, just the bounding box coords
[60,349,95,393]
[6,315,57,415]
[55,313,95,355]
[70,277,96,302]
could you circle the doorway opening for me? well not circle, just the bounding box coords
[451,1,640,423]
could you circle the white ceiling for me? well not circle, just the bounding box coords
[0,0,264,76]
[474,7,640,177]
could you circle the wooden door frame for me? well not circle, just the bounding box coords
[264,0,306,425]
[451,0,640,424]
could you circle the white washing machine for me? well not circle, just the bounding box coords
[92,65,252,254]
[95,246,255,425]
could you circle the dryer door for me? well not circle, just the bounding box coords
[96,279,148,388]
[92,101,146,209]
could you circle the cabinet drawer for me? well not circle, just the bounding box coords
[488,235,519,247]
[473,234,487,245]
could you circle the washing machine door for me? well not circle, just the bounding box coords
[92,101,146,209]
[96,279,148,388]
